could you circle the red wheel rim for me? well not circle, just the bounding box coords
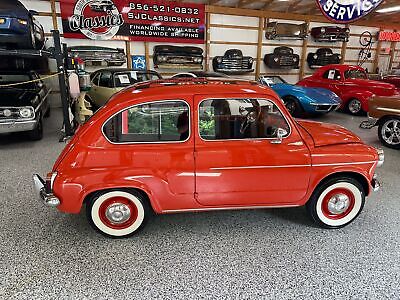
[321,188,355,220]
[98,197,138,230]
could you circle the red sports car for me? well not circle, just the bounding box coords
[297,65,397,115]
[33,79,383,238]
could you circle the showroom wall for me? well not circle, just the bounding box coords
[20,0,400,105]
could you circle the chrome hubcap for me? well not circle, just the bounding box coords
[327,193,350,215]
[382,120,400,145]
[105,203,131,224]
[349,100,361,113]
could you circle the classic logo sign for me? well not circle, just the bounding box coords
[68,0,123,40]
[60,0,205,43]
[316,0,384,23]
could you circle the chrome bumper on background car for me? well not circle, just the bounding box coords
[0,120,37,134]
[33,174,60,207]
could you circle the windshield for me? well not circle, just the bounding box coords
[0,74,35,89]
[261,76,287,86]
[114,71,161,88]
[344,69,367,80]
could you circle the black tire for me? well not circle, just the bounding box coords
[306,177,365,229]
[86,189,151,238]
[28,116,43,141]
[378,117,400,149]
[346,98,363,115]
[282,96,302,117]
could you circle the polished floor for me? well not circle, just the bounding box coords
[0,109,399,299]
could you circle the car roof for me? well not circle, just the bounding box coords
[107,78,277,106]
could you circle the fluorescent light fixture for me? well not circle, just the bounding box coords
[376,5,400,13]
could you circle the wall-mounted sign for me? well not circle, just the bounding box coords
[60,0,205,43]
[378,31,400,42]
[316,0,384,23]
[131,55,146,70]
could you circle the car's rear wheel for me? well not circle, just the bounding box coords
[282,96,302,117]
[347,98,363,115]
[378,117,400,149]
[306,177,365,229]
[86,190,150,238]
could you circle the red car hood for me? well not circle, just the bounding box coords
[348,79,396,96]
[296,120,362,147]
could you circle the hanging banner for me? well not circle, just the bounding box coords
[60,0,205,43]
[316,0,384,23]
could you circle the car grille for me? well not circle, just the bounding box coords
[315,104,339,112]
[280,56,295,66]
[318,56,340,66]
[166,56,195,64]
[220,59,250,69]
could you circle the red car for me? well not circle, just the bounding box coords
[297,65,397,115]
[33,79,383,238]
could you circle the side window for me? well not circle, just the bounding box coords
[199,98,290,140]
[98,72,112,87]
[322,69,341,80]
[91,73,100,86]
[103,101,190,143]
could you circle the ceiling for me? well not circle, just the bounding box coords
[184,0,400,25]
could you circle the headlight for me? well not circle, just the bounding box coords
[18,19,28,25]
[293,57,297,62]
[111,53,117,58]
[274,57,279,62]
[158,56,166,62]
[376,148,384,167]
[19,107,34,119]
[217,57,223,63]
[248,58,253,64]
[3,109,12,117]
[313,54,318,59]
[321,28,326,33]
[338,55,342,60]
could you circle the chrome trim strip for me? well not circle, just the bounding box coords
[162,204,300,213]
[210,161,377,170]
[376,107,400,114]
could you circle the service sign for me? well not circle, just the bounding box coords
[316,0,384,23]
[60,0,205,43]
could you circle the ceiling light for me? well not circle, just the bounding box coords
[376,5,400,13]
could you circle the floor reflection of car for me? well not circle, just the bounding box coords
[87,68,162,107]
[171,71,229,78]
[89,0,116,12]
[259,75,341,117]
[0,70,50,140]
[0,0,45,49]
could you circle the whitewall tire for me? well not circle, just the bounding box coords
[306,177,365,229]
[86,190,149,238]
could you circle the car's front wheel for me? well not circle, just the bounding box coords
[378,117,400,149]
[347,98,363,115]
[306,177,365,229]
[86,190,150,238]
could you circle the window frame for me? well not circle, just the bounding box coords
[197,97,292,142]
[102,99,191,145]
[322,69,342,81]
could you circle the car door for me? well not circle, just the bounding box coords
[90,71,115,106]
[194,95,311,207]
[318,68,344,97]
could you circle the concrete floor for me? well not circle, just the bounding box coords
[0,109,399,299]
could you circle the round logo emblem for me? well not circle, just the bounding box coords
[68,0,123,40]
[316,0,384,23]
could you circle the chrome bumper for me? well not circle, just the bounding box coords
[0,120,37,134]
[33,174,60,207]
[371,178,381,192]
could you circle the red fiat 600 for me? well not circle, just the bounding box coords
[33,79,384,238]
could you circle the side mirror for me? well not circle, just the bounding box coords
[271,128,288,144]
[29,10,39,16]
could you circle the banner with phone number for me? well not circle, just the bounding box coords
[60,0,205,44]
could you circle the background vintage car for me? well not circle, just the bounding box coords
[264,46,300,69]
[212,49,254,74]
[361,95,400,149]
[307,48,341,69]
[297,64,397,115]
[265,22,308,40]
[259,75,341,116]
[311,26,350,42]
[86,68,162,108]
[68,46,126,66]
[0,70,50,140]
[153,45,203,69]
[89,0,116,12]
[33,79,383,238]
[0,0,45,50]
